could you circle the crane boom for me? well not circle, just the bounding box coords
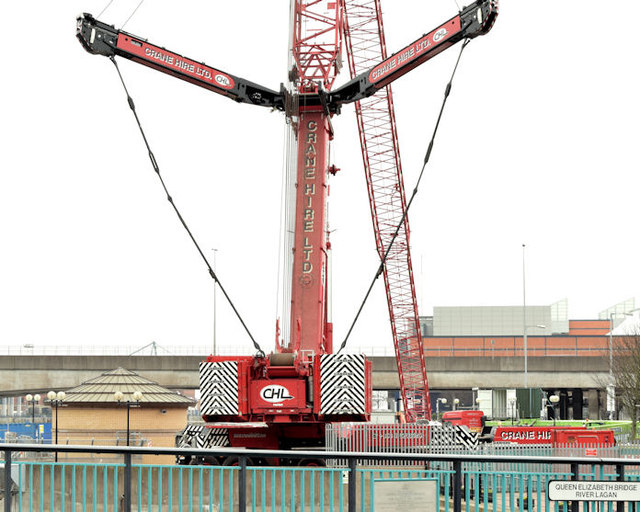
[341,0,497,422]
[77,0,497,115]
[342,0,430,422]
[76,13,284,109]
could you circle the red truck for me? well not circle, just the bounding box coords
[492,426,615,446]
[441,410,487,434]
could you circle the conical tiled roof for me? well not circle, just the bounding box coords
[62,367,195,406]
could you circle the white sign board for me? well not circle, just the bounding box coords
[374,479,437,511]
[549,481,640,502]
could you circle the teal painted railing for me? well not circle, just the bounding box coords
[7,461,231,511]
[6,461,354,511]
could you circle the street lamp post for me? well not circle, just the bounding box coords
[47,390,66,462]
[453,398,460,411]
[436,398,447,420]
[25,393,41,441]
[608,308,640,420]
[522,244,527,387]
[114,391,143,446]
[509,398,517,425]
[608,312,617,420]
[549,394,560,426]
[521,243,545,413]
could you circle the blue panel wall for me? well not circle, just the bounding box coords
[0,422,52,442]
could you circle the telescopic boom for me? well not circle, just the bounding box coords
[76,13,285,110]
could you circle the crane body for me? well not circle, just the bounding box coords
[77,0,498,463]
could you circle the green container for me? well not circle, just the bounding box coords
[516,388,543,419]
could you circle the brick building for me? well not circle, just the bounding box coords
[53,367,194,464]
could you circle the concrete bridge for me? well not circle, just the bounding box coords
[0,354,608,395]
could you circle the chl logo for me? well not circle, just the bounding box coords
[433,28,448,42]
[260,385,294,403]
[215,74,231,87]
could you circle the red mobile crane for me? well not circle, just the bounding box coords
[77,0,497,464]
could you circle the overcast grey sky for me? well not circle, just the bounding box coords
[1,1,639,354]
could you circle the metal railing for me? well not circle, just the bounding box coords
[0,335,620,358]
[3,443,640,512]
[0,345,221,356]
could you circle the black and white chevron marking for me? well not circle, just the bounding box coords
[177,424,229,448]
[199,361,239,416]
[430,424,479,450]
[320,354,366,414]
[199,427,229,448]
[177,424,201,448]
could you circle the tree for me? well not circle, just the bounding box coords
[612,327,640,439]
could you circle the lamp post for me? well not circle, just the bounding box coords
[522,244,527,386]
[25,393,41,441]
[47,390,66,462]
[114,391,143,446]
[475,397,481,411]
[509,397,517,425]
[436,398,447,420]
[521,243,544,411]
[608,309,640,420]
[608,312,617,420]
[549,394,560,426]
[453,398,460,411]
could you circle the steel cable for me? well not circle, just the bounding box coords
[109,56,265,357]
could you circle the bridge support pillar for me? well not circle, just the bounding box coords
[572,389,584,420]
[586,389,600,420]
